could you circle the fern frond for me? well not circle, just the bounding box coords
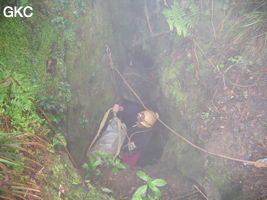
[162,2,198,37]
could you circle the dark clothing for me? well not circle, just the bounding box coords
[117,101,152,153]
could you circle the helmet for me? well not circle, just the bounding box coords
[137,110,159,128]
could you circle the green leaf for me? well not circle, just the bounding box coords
[151,179,167,187]
[116,160,126,169]
[71,180,82,185]
[136,170,150,182]
[92,159,102,167]
[94,151,106,159]
[96,169,101,175]
[162,2,196,37]
[112,167,119,175]
[0,158,19,166]
[101,187,113,194]
[149,184,161,198]
[148,182,157,192]
[132,196,143,200]
[82,163,88,169]
[133,184,148,198]
[154,189,162,199]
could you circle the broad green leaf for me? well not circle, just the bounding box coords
[151,179,167,187]
[149,184,161,198]
[117,161,126,169]
[133,184,148,198]
[154,188,162,199]
[136,170,150,182]
[132,195,143,200]
[92,159,102,167]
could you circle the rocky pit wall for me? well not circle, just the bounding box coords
[62,0,266,199]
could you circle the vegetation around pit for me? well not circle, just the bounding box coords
[158,0,267,199]
[132,170,167,200]
[0,0,115,199]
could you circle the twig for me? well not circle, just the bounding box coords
[36,105,56,133]
[224,64,258,88]
[194,40,216,68]
[0,74,21,86]
[35,105,79,170]
[210,0,216,38]
[194,39,227,89]
[163,0,168,7]
[3,116,10,130]
[218,0,239,32]
[190,37,201,82]
[144,0,153,33]
[211,88,218,112]
[194,185,208,200]
[226,79,257,88]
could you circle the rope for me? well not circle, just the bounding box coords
[106,48,266,168]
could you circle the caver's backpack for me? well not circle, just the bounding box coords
[87,114,127,159]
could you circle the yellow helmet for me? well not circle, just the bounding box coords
[137,110,159,128]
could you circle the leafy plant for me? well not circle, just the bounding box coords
[94,152,126,175]
[105,155,126,175]
[162,2,197,37]
[132,170,167,200]
[201,108,214,125]
[38,81,71,124]
[0,72,44,132]
[48,133,67,152]
[228,55,243,64]
[82,155,103,178]
[83,152,126,178]
[0,72,50,199]
[72,0,89,17]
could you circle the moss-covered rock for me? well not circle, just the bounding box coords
[0,12,58,82]
[42,153,114,200]
[63,0,118,164]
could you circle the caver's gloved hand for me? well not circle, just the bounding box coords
[112,104,124,113]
